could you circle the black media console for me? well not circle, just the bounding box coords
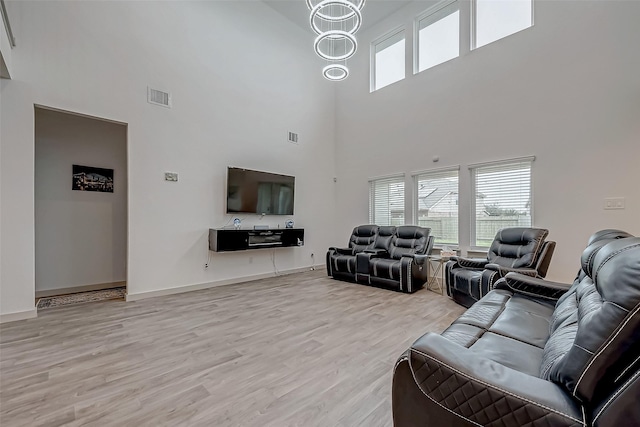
[209,228,305,252]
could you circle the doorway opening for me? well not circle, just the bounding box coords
[34,106,128,309]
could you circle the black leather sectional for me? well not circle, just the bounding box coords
[392,229,640,426]
[327,225,434,293]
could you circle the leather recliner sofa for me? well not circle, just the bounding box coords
[392,229,640,427]
[327,225,433,293]
[445,227,556,307]
[326,224,379,281]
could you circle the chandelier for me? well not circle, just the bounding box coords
[307,0,365,81]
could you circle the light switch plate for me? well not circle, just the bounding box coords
[165,172,178,182]
[604,197,625,210]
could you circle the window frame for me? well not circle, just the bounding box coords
[412,166,460,247]
[369,173,406,226]
[370,26,406,92]
[413,0,460,75]
[471,0,535,50]
[469,156,535,250]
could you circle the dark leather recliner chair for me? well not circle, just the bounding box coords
[326,224,379,281]
[356,225,434,294]
[445,227,556,307]
[392,230,640,427]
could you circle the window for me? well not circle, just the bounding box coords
[371,29,405,91]
[473,0,533,49]
[414,168,459,246]
[369,175,405,226]
[415,1,460,73]
[471,158,533,247]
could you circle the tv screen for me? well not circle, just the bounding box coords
[226,167,295,215]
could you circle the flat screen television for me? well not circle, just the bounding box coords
[226,167,295,215]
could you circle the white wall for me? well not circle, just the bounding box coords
[35,108,127,292]
[335,0,640,282]
[0,1,337,317]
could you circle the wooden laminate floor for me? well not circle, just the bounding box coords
[0,270,465,427]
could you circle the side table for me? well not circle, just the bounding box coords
[426,255,450,295]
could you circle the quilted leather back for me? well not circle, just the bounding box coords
[487,227,548,268]
[388,226,430,260]
[349,225,379,253]
[543,238,640,405]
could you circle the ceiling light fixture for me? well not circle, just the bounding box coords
[309,0,362,36]
[323,64,349,81]
[314,30,357,61]
[307,0,365,81]
[306,0,365,21]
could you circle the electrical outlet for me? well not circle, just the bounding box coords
[165,172,178,182]
[249,257,253,264]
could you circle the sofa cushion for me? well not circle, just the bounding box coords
[372,226,395,252]
[331,254,356,275]
[546,238,640,403]
[389,226,429,259]
[349,224,379,253]
[469,332,544,377]
[488,227,548,269]
[442,288,554,376]
[369,257,400,280]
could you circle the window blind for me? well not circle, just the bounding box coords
[414,168,459,245]
[471,160,532,247]
[369,175,405,226]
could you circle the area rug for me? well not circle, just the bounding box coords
[37,287,126,310]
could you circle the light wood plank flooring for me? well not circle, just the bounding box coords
[0,270,464,427]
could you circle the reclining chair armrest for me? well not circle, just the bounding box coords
[328,247,353,255]
[485,263,539,278]
[450,256,489,270]
[401,254,428,266]
[363,248,389,256]
[494,272,571,301]
[409,333,584,427]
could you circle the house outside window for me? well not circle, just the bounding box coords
[414,168,459,245]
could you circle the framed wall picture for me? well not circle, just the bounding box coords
[72,165,114,193]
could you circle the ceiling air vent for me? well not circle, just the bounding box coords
[288,131,299,144]
[147,87,171,108]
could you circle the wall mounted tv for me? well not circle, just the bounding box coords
[226,167,295,215]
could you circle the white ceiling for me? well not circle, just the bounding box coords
[263,0,413,34]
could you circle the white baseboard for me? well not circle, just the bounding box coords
[35,281,126,298]
[126,265,317,302]
[0,308,38,324]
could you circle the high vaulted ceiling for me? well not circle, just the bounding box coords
[263,0,413,34]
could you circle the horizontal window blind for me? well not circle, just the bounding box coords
[369,175,405,226]
[472,160,532,247]
[414,168,459,245]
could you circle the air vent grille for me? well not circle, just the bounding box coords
[288,131,299,144]
[147,87,171,108]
